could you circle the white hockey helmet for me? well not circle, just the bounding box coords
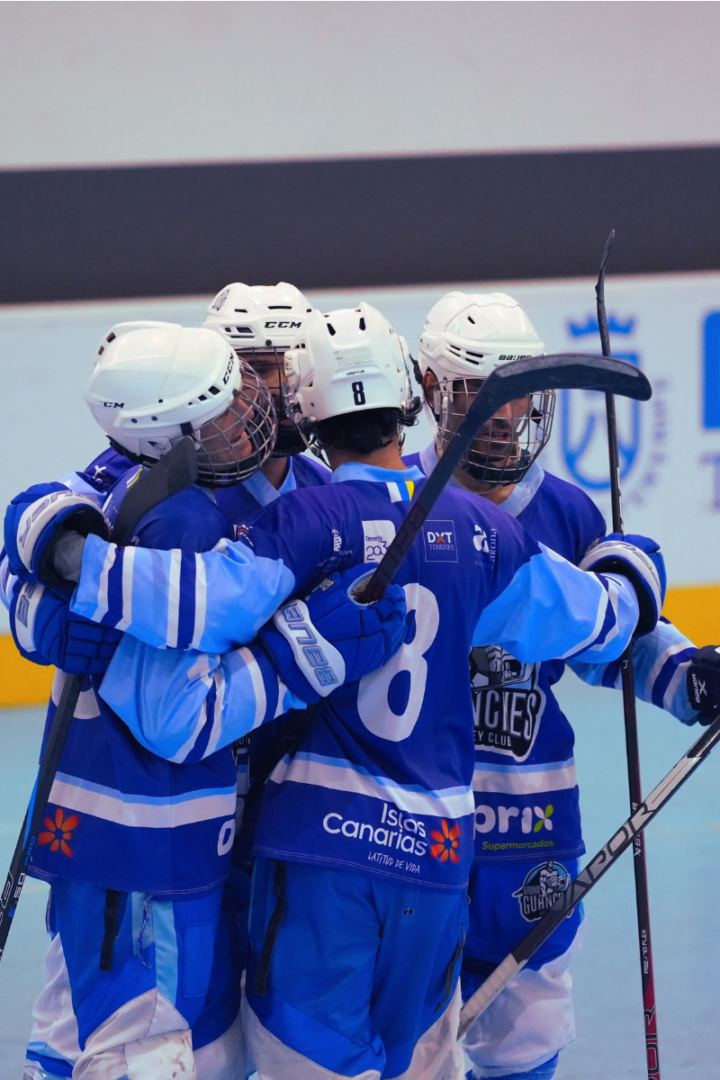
[203,281,312,351]
[95,322,180,365]
[203,281,313,457]
[84,324,276,486]
[284,304,418,428]
[419,292,553,487]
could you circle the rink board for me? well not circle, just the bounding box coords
[1,272,720,704]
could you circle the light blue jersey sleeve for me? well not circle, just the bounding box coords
[473,542,639,665]
[70,533,296,653]
[568,617,699,724]
[100,634,307,762]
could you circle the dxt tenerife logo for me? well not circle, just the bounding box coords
[470,646,545,760]
[423,520,457,562]
[38,808,79,857]
[561,314,640,491]
[513,860,570,922]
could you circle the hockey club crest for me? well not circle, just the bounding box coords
[470,646,545,760]
[513,860,570,922]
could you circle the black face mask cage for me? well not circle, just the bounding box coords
[194,364,277,487]
[435,376,556,487]
[233,346,305,457]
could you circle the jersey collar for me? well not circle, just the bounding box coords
[331,461,424,502]
[241,458,298,507]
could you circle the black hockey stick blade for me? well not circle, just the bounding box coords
[360,353,651,603]
[457,711,720,1039]
[0,439,199,963]
[112,436,198,546]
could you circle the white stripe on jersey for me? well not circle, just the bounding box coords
[115,544,136,632]
[270,751,474,820]
[49,773,236,828]
[238,646,267,731]
[166,549,182,649]
[473,759,577,795]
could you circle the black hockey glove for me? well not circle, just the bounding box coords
[686,645,720,725]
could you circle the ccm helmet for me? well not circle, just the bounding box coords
[284,303,418,424]
[203,281,313,456]
[418,292,554,487]
[85,324,276,486]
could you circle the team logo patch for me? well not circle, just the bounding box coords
[362,520,396,563]
[470,646,545,760]
[513,860,569,922]
[423,520,457,562]
[38,808,79,857]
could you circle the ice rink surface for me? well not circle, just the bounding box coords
[0,672,717,1079]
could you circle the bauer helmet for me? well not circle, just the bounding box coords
[203,281,313,457]
[85,323,276,487]
[418,292,554,487]
[284,303,419,429]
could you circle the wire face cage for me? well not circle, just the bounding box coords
[195,362,277,486]
[229,346,305,458]
[435,377,556,487]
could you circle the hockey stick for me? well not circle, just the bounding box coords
[0,437,198,963]
[458,710,720,1039]
[360,352,651,603]
[597,230,661,1080]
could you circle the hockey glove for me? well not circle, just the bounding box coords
[686,645,720,725]
[10,577,122,674]
[258,563,407,703]
[579,533,666,637]
[4,483,109,587]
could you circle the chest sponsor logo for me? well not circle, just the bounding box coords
[321,802,462,876]
[513,860,570,921]
[423,519,457,562]
[475,801,556,854]
[470,646,545,760]
[362,519,396,562]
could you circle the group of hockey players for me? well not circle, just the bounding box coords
[2,281,719,1080]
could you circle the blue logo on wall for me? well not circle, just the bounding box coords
[703,312,720,428]
[560,315,640,491]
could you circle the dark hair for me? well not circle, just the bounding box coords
[305,400,421,455]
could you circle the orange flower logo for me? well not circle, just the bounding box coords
[430,819,460,863]
[38,808,79,857]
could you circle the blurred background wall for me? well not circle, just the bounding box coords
[2,0,720,702]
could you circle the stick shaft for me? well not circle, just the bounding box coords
[597,229,660,1079]
[0,672,82,959]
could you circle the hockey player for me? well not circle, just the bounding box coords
[409,290,716,1080]
[201,280,330,513]
[28,304,669,1080]
[6,323,407,1080]
[5,285,328,1080]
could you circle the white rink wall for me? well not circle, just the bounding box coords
[1,272,719,635]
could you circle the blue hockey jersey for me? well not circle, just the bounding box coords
[26,454,328,896]
[404,446,698,869]
[94,462,644,892]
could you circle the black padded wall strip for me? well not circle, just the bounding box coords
[1,145,719,304]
